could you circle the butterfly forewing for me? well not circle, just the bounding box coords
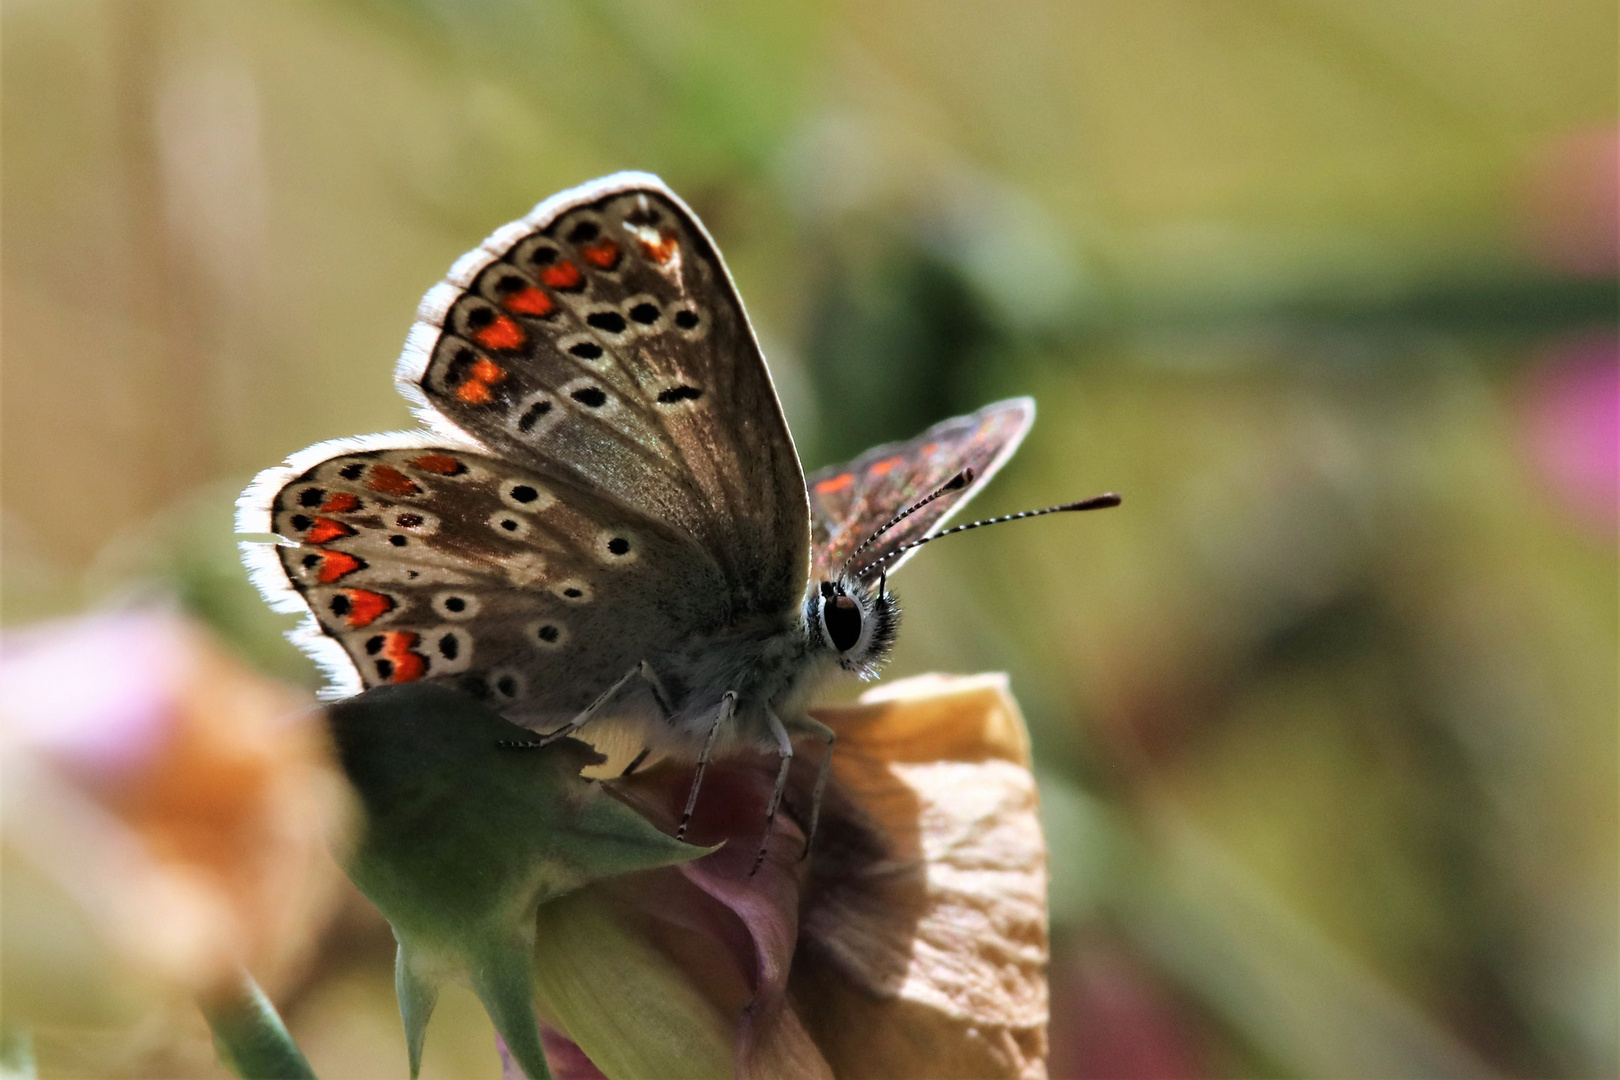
[259,444,728,724]
[807,398,1035,577]
[399,174,808,617]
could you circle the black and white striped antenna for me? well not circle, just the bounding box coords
[854,491,1121,579]
[839,468,976,578]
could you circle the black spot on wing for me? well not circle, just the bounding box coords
[518,400,552,431]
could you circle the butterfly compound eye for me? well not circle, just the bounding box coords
[823,594,863,653]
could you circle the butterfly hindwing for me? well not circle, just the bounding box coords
[807,397,1035,577]
[398,173,808,617]
[246,442,729,724]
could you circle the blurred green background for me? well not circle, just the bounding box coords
[3,1,1615,1077]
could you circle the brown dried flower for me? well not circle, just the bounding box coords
[530,672,1050,1079]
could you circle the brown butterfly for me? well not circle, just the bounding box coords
[238,173,1117,868]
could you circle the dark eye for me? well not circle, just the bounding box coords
[823,594,862,652]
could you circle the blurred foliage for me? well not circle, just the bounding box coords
[2,0,1614,1077]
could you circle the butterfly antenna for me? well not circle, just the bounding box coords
[854,492,1121,578]
[838,469,975,578]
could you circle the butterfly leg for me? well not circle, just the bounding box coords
[611,663,674,775]
[637,660,676,717]
[677,691,734,842]
[498,663,657,749]
[751,708,796,876]
[787,716,837,860]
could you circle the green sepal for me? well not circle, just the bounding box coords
[328,684,713,1079]
[393,945,438,1079]
[469,938,553,1080]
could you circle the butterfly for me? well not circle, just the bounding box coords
[238,172,1116,868]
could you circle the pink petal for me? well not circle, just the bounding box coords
[679,822,828,1079]
[541,1028,608,1080]
[0,610,187,780]
[498,1029,609,1080]
[614,757,833,1079]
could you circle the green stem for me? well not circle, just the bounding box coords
[199,968,318,1080]
[1,1026,36,1080]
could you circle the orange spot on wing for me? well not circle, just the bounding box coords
[343,589,394,628]
[501,286,555,317]
[305,517,354,544]
[579,238,621,270]
[316,551,363,583]
[919,443,938,456]
[454,358,507,405]
[321,492,360,513]
[409,453,464,475]
[638,232,678,265]
[474,314,527,351]
[365,465,421,497]
[539,260,584,291]
[814,473,855,494]
[377,631,426,683]
[869,456,905,477]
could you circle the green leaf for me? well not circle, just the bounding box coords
[198,969,318,1080]
[328,683,713,1079]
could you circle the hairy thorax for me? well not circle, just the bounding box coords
[658,609,833,741]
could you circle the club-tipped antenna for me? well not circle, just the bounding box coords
[838,468,976,578]
[854,492,1121,578]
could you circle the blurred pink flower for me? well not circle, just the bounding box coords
[1520,335,1619,535]
[1520,127,1618,278]
[0,610,345,1052]
[1049,937,1207,1080]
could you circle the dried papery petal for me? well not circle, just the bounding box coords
[795,673,1050,1079]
